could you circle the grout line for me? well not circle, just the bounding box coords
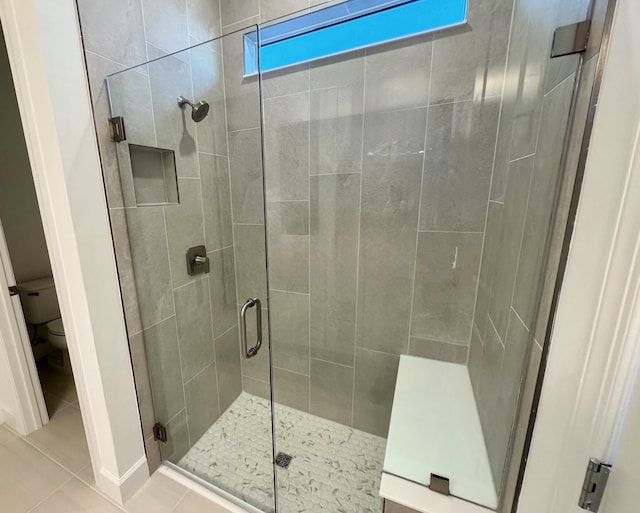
[129,313,176,337]
[418,229,484,234]
[310,356,354,370]
[272,366,309,378]
[198,150,229,158]
[228,126,261,134]
[206,244,234,254]
[307,64,312,414]
[350,49,367,428]
[510,306,531,334]
[269,288,309,296]
[309,171,361,177]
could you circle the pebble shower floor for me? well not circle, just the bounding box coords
[179,393,387,513]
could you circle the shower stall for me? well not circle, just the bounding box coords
[99,0,598,511]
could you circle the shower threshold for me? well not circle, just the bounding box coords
[179,392,386,513]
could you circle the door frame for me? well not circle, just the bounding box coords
[0,218,48,433]
[517,0,640,510]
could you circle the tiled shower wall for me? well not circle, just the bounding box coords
[219,0,514,437]
[467,0,593,492]
[76,0,236,469]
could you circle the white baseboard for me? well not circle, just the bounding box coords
[96,455,149,504]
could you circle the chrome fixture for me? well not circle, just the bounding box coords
[186,245,210,275]
[240,298,262,358]
[177,95,210,122]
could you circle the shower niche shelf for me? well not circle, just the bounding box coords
[128,144,179,207]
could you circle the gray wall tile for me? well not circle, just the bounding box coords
[187,0,222,43]
[356,108,426,355]
[270,290,310,375]
[420,98,500,232]
[142,0,189,54]
[209,247,238,337]
[263,63,310,99]
[273,368,309,411]
[243,377,271,400]
[125,206,174,329]
[200,153,233,251]
[234,224,267,302]
[129,332,156,440]
[174,278,215,382]
[162,409,190,464]
[408,338,468,364]
[260,0,308,22]
[310,174,359,366]
[185,363,220,443]
[410,232,482,345]
[215,326,243,413]
[264,92,310,201]
[220,0,259,27]
[309,359,353,425]
[239,306,271,382]
[353,349,399,437]
[228,129,265,224]
[164,178,206,288]
[143,317,184,425]
[488,156,534,341]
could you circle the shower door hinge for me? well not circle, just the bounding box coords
[551,21,591,58]
[8,286,18,297]
[108,116,126,142]
[152,422,168,443]
[578,458,611,512]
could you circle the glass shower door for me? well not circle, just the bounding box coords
[106,27,277,513]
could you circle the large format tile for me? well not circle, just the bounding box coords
[272,368,309,412]
[233,224,268,302]
[270,290,310,375]
[228,129,265,224]
[353,349,399,437]
[164,178,207,289]
[129,332,156,441]
[266,201,309,293]
[220,0,259,27]
[513,78,575,328]
[264,92,310,201]
[209,247,238,337]
[187,0,222,43]
[125,471,187,513]
[31,478,122,513]
[174,278,215,382]
[488,156,534,341]
[420,97,500,232]
[26,405,91,473]
[214,326,243,413]
[200,153,233,251]
[356,108,426,355]
[0,427,72,513]
[162,409,191,464]
[148,48,200,179]
[76,0,147,67]
[174,490,230,513]
[191,45,228,157]
[185,364,220,443]
[365,36,432,112]
[143,317,185,425]
[430,0,513,104]
[309,359,354,425]
[410,232,483,345]
[262,63,309,99]
[408,338,469,364]
[142,0,189,54]
[260,0,309,23]
[309,173,360,366]
[125,206,174,329]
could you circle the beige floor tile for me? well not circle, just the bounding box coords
[30,478,125,513]
[0,426,72,513]
[26,403,91,473]
[124,472,188,513]
[39,365,78,405]
[173,490,231,513]
[43,391,73,416]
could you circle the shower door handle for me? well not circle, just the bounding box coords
[240,298,262,359]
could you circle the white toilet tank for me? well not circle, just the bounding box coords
[17,276,60,324]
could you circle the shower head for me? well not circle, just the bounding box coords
[177,96,210,122]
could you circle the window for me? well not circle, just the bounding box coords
[244,0,468,75]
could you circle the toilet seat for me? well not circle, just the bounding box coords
[47,318,64,336]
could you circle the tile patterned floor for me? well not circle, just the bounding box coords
[179,393,387,513]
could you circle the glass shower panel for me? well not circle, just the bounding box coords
[258,0,589,510]
[106,28,276,513]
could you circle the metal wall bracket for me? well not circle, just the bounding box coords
[152,422,168,443]
[551,21,591,58]
[108,116,126,142]
[578,458,611,512]
[429,473,450,496]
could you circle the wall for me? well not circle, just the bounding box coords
[467,0,593,494]
[76,0,240,468]
[223,0,512,437]
[0,27,51,283]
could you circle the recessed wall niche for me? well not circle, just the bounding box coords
[129,144,179,206]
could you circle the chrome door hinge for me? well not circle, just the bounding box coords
[8,286,18,296]
[551,21,591,58]
[578,458,611,512]
[108,116,126,142]
[152,422,167,443]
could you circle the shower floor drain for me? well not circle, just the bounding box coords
[275,452,293,469]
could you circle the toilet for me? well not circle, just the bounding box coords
[17,276,70,373]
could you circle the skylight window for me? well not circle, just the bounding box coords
[244,0,468,75]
